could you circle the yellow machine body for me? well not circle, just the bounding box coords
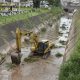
[16,28,54,57]
[16,28,39,52]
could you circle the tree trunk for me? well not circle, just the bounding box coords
[33,0,40,8]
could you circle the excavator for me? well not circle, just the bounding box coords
[11,28,54,65]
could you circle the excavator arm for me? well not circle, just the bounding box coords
[44,42,54,54]
[16,28,21,52]
[16,28,39,53]
[11,28,54,65]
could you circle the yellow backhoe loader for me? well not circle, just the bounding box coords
[11,28,54,65]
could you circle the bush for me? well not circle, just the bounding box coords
[50,7,63,17]
[55,52,63,58]
[59,60,80,80]
[59,42,80,80]
[40,27,47,33]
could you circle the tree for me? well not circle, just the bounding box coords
[33,0,40,8]
[46,0,60,6]
[53,0,60,6]
[33,0,60,8]
[46,0,54,5]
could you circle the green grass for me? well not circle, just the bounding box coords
[24,56,41,63]
[0,12,37,25]
[59,10,80,80]
[50,7,63,17]
[0,8,49,26]
[0,7,63,26]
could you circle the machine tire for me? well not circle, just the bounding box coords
[42,51,51,59]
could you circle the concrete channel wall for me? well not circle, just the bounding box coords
[0,13,54,53]
[63,12,77,62]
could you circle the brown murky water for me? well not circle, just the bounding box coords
[0,54,63,80]
[0,22,64,80]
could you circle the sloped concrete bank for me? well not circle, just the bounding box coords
[0,16,62,80]
[63,12,77,62]
[0,13,56,53]
[59,11,80,80]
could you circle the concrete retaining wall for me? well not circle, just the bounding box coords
[63,12,78,62]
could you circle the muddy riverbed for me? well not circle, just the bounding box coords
[2,10,75,80]
[0,20,66,80]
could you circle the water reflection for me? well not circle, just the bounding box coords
[11,66,22,80]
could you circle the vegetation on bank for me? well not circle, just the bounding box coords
[55,52,63,58]
[50,7,63,17]
[0,6,63,26]
[24,56,41,63]
[59,10,80,80]
[0,8,49,26]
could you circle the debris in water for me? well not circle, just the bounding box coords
[55,52,63,58]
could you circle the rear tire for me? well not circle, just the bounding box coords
[42,51,51,59]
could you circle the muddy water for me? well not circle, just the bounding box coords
[0,21,65,80]
[20,57,62,80]
[0,56,63,80]
[11,66,22,80]
[0,47,65,80]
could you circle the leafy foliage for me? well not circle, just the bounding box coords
[33,0,40,8]
[33,0,60,8]
[46,0,60,6]
[55,52,63,58]
[50,7,63,17]
[0,8,49,26]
